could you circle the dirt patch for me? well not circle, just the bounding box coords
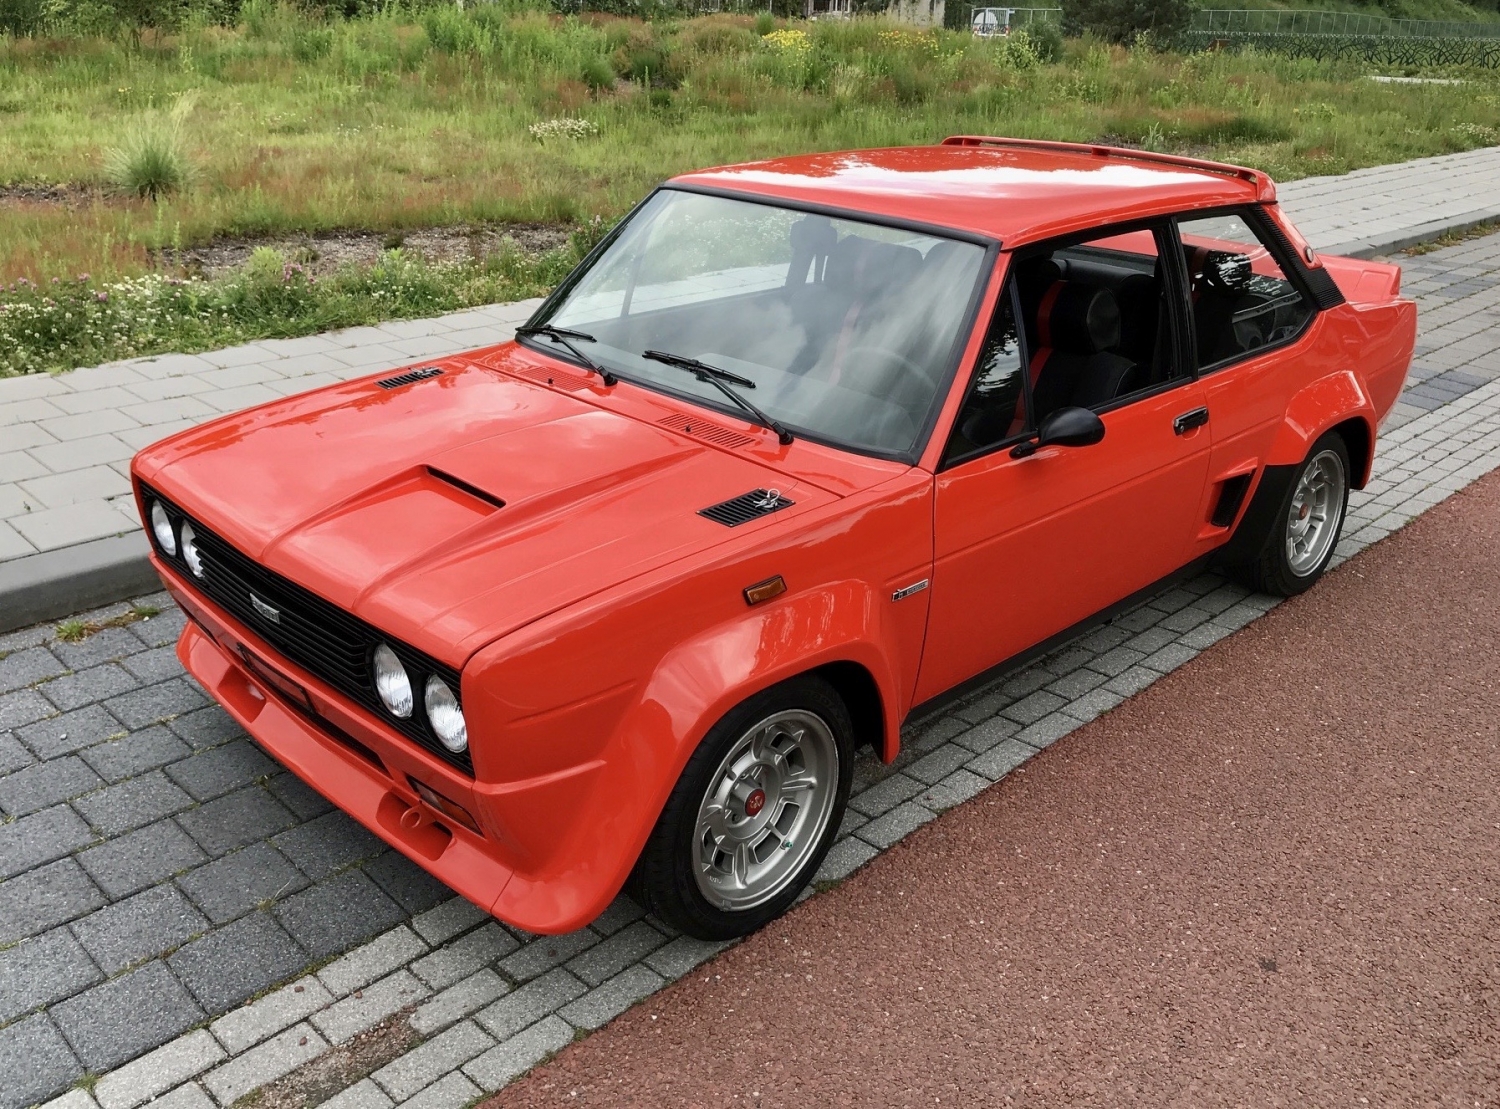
[0,182,98,206]
[244,1008,422,1109]
[154,223,573,279]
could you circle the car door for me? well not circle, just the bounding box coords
[1174,208,1321,553]
[914,222,1211,703]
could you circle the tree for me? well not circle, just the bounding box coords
[1061,0,1194,45]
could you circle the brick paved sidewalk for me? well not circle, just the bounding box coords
[2,227,1500,1109]
[2,145,1499,575]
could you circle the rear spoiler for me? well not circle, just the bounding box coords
[941,135,1277,203]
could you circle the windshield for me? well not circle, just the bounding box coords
[530,189,989,457]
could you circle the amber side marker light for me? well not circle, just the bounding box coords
[743,575,787,606]
[408,776,483,835]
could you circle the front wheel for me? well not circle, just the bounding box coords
[1238,431,1351,596]
[630,676,853,940]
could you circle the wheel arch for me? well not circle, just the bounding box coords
[811,659,889,763]
[1329,415,1374,489]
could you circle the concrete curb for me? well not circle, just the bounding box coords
[0,210,1492,634]
[0,532,158,633]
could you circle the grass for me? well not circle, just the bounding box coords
[2,4,1500,374]
[52,603,163,642]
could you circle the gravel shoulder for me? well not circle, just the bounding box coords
[487,469,1500,1108]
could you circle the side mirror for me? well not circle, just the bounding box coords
[1011,407,1105,458]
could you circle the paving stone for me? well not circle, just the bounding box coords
[1124,626,1180,655]
[0,646,67,695]
[167,705,244,750]
[78,819,207,899]
[104,679,207,730]
[176,841,310,924]
[588,895,646,937]
[463,1015,573,1093]
[373,1020,494,1102]
[319,926,429,998]
[411,897,489,947]
[1087,645,1148,678]
[362,849,454,914]
[1105,665,1163,698]
[209,975,334,1055]
[904,742,973,786]
[51,961,206,1072]
[310,970,431,1045]
[836,806,867,838]
[72,884,209,975]
[271,810,384,879]
[0,1014,83,1109]
[48,627,144,672]
[847,771,924,818]
[498,929,600,984]
[474,968,588,1041]
[1062,687,1126,723]
[166,739,277,802]
[0,690,55,735]
[410,922,519,991]
[410,969,510,1036]
[642,934,735,981]
[0,927,103,1024]
[952,715,1021,754]
[558,964,666,1031]
[277,868,408,960]
[396,1071,482,1109]
[265,771,333,820]
[35,1088,97,1109]
[0,802,96,879]
[78,725,190,782]
[201,1022,329,1106]
[93,1029,225,1109]
[0,731,31,774]
[74,771,193,836]
[965,737,1037,782]
[0,755,103,816]
[118,646,183,684]
[128,609,187,650]
[856,801,938,850]
[19,704,127,760]
[1016,712,1081,750]
[168,911,310,1014]
[39,665,141,714]
[320,1079,393,1109]
[0,858,107,945]
[564,921,668,988]
[917,768,991,812]
[812,836,878,885]
[176,785,297,857]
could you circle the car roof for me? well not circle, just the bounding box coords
[669,137,1274,249]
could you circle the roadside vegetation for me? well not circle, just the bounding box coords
[3,0,1500,375]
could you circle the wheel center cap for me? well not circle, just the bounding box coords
[1298,503,1310,520]
[744,788,766,817]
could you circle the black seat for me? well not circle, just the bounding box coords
[1029,281,1142,421]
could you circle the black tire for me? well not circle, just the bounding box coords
[630,675,854,941]
[1236,430,1351,596]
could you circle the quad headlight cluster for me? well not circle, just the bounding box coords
[148,498,205,580]
[372,641,468,754]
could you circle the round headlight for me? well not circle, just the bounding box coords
[150,501,177,556]
[180,521,204,579]
[425,676,467,753]
[372,643,413,718]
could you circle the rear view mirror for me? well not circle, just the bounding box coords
[1011,406,1105,458]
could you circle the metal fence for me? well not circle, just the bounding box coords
[1193,9,1500,40]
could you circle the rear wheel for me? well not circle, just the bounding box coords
[1238,431,1350,596]
[631,676,853,940]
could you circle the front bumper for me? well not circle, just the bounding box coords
[163,562,519,921]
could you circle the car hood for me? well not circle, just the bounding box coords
[134,358,840,664]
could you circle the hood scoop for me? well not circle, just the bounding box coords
[426,467,505,510]
[699,489,794,527]
[377,366,444,390]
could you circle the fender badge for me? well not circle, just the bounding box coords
[892,579,929,602]
[249,593,282,624]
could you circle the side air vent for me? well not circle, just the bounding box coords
[1211,473,1253,528]
[699,489,794,527]
[656,412,755,450]
[377,366,444,390]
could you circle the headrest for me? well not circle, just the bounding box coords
[825,236,923,299]
[1036,281,1120,355]
[790,215,837,255]
[1189,247,1254,294]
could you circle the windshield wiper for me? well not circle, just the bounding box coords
[643,350,794,446]
[514,325,617,386]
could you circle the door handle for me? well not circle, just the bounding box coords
[1173,407,1209,435]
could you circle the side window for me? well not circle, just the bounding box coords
[1177,211,1314,369]
[944,286,1026,465]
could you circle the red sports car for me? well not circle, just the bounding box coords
[133,138,1416,940]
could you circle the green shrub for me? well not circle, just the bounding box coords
[104,121,193,199]
[1061,0,1194,45]
[1020,19,1065,63]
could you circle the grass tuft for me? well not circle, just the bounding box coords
[56,619,89,642]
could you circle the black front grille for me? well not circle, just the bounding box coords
[141,483,472,775]
[699,489,795,527]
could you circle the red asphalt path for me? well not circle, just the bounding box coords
[489,471,1500,1108]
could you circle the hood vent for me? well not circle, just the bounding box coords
[505,362,592,389]
[656,413,755,450]
[377,366,444,390]
[426,468,505,511]
[699,489,794,527]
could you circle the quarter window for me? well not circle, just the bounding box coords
[1177,211,1314,368]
